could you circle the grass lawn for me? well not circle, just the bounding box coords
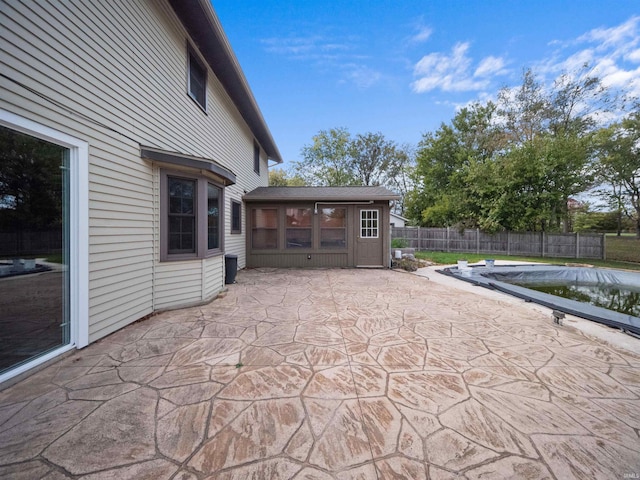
[44,254,63,264]
[605,234,640,264]
[414,251,640,272]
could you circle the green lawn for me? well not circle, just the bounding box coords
[605,234,640,264]
[414,251,640,271]
[44,254,63,264]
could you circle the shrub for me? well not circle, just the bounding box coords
[391,238,408,248]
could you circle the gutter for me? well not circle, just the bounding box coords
[313,200,374,214]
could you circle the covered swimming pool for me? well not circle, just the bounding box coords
[440,264,640,336]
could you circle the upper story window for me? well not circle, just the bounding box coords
[188,48,207,110]
[253,141,260,174]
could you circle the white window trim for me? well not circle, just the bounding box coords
[360,209,380,238]
[0,109,89,383]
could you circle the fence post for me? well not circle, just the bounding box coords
[446,226,450,252]
[476,228,480,254]
[507,231,511,256]
[576,232,580,259]
[417,226,421,251]
[541,232,545,258]
[602,233,606,260]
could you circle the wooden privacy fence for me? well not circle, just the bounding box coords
[391,227,605,259]
[0,230,62,257]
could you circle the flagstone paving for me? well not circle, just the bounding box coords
[1,268,639,479]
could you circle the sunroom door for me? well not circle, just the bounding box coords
[356,208,383,266]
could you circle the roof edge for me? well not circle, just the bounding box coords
[141,146,236,185]
[168,0,282,164]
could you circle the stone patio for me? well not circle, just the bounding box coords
[0,268,639,479]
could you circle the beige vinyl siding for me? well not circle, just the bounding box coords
[154,261,208,311]
[204,257,225,300]
[223,146,269,270]
[1,0,270,344]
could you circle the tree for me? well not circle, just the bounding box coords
[406,102,502,228]
[268,168,306,186]
[387,143,415,216]
[594,112,640,238]
[497,69,549,145]
[408,67,610,232]
[292,128,413,210]
[0,127,65,231]
[494,67,603,231]
[349,132,402,186]
[292,128,355,186]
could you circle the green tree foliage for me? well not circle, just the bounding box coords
[291,127,415,212]
[293,127,355,186]
[349,132,402,186]
[268,168,306,186]
[407,67,610,233]
[0,126,65,231]
[405,101,503,228]
[573,209,633,233]
[594,111,640,238]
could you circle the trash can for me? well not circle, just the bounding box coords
[224,254,238,284]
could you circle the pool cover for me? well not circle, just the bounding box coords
[439,264,640,335]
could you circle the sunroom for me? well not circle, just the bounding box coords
[243,186,399,268]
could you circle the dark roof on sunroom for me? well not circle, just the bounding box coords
[243,186,401,202]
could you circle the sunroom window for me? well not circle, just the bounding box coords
[286,208,312,248]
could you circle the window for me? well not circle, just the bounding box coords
[253,141,260,174]
[252,208,277,249]
[360,209,379,238]
[161,171,223,260]
[207,183,220,249]
[320,208,346,248]
[188,49,207,110]
[168,177,196,253]
[231,201,242,234]
[286,208,312,248]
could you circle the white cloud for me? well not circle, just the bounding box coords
[577,15,639,51]
[261,34,383,88]
[411,26,433,44]
[261,36,351,59]
[539,15,640,104]
[342,65,383,89]
[412,43,507,93]
[474,56,507,77]
[626,48,640,63]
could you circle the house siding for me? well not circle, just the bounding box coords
[1,0,269,342]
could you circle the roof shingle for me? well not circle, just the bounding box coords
[243,186,400,202]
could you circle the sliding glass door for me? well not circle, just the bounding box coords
[0,125,70,374]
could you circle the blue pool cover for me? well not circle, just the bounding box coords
[439,264,640,335]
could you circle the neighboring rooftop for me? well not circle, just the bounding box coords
[243,186,401,202]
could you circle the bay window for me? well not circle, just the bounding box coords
[161,170,223,260]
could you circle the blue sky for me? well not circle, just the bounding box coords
[213,1,640,168]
